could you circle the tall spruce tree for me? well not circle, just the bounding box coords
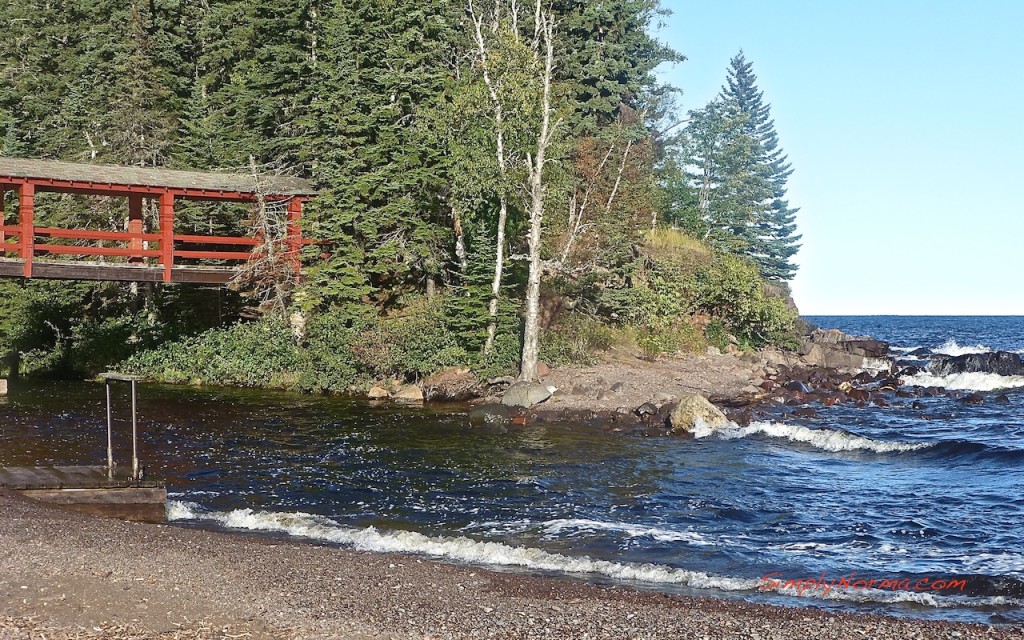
[719,51,800,281]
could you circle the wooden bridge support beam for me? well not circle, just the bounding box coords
[287,197,303,276]
[18,183,34,278]
[0,190,5,250]
[128,194,144,264]
[159,192,174,283]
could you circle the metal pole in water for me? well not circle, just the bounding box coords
[106,380,113,479]
[131,379,139,482]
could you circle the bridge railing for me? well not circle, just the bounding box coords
[0,224,264,271]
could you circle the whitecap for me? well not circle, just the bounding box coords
[696,422,928,454]
[165,501,755,590]
[905,371,1024,392]
[933,340,991,356]
[539,518,712,545]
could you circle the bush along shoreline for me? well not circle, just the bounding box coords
[117,232,800,399]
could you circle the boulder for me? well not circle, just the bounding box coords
[929,352,1024,377]
[801,343,890,372]
[0,379,6,396]
[634,402,657,417]
[798,328,891,372]
[468,403,512,427]
[501,381,552,408]
[959,393,985,405]
[393,384,424,403]
[668,394,730,435]
[367,385,390,400]
[536,362,552,378]
[422,367,479,401]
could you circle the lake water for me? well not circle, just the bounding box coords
[1,316,1022,625]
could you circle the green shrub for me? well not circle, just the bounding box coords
[123,317,303,388]
[692,254,797,347]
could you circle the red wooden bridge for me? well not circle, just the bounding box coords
[0,157,317,284]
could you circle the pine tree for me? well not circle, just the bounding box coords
[719,51,800,281]
[301,0,462,311]
[676,99,772,253]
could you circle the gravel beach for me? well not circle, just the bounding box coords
[0,491,1018,639]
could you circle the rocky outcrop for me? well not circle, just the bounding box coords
[501,381,552,408]
[929,352,1024,377]
[798,329,891,372]
[367,386,390,399]
[668,394,730,435]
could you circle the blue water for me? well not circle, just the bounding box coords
[1,316,1023,625]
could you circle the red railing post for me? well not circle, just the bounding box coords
[287,197,303,277]
[18,183,35,277]
[159,191,174,282]
[128,194,144,264]
[0,189,6,251]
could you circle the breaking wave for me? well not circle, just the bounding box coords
[694,421,929,454]
[933,340,991,356]
[166,501,1023,610]
[905,371,1024,392]
[167,501,755,590]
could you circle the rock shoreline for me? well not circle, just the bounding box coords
[413,327,1020,434]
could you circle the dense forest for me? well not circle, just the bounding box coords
[0,0,802,392]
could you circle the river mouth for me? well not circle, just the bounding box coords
[1,378,1022,626]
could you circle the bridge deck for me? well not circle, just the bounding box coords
[0,258,235,283]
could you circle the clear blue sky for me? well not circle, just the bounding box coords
[655,1,1024,315]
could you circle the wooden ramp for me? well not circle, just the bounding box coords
[0,465,166,523]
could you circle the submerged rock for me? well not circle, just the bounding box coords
[468,403,512,427]
[501,381,552,408]
[668,394,730,435]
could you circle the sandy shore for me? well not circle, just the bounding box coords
[0,492,1017,639]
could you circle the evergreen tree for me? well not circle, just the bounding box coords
[302,0,462,310]
[719,51,800,281]
[674,99,772,253]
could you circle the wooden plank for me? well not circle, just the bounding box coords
[0,466,163,490]
[34,244,162,258]
[35,227,162,242]
[21,487,167,523]
[174,234,259,246]
[175,249,251,260]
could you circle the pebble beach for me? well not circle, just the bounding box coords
[0,491,1018,640]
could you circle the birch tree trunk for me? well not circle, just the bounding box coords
[518,6,556,382]
[469,0,510,354]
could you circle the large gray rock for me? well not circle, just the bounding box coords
[668,394,730,435]
[930,352,1024,377]
[501,381,552,408]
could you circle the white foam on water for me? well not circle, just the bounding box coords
[905,371,1024,392]
[166,501,755,591]
[696,422,929,454]
[933,340,991,356]
[539,518,713,545]
[167,501,1024,610]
